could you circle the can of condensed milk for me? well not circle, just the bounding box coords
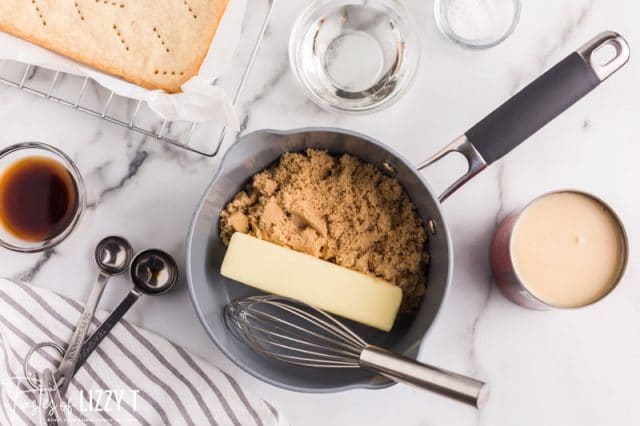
[490,190,629,310]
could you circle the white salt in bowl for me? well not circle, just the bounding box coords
[434,0,521,49]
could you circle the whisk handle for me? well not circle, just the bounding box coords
[360,346,489,408]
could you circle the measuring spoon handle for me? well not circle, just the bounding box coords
[42,368,67,426]
[55,272,110,393]
[74,289,142,374]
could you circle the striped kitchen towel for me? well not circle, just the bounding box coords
[0,278,287,426]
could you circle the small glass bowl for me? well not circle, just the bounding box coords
[289,0,421,113]
[0,142,85,253]
[434,0,521,49]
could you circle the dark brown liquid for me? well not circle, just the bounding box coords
[0,156,78,242]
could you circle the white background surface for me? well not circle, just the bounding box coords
[0,1,638,425]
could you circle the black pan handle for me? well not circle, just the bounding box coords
[419,31,630,202]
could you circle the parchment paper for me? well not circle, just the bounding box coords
[0,0,246,130]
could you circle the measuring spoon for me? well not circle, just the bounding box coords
[42,368,66,426]
[74,249,178,373]
[54,236,132,394]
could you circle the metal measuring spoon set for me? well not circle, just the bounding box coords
[23,236,178,425]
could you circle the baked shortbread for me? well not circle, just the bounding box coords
[0,0,229,93]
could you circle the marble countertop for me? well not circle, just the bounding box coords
[1,0,638,425]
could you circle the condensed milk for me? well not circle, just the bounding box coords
[491,191,628,309]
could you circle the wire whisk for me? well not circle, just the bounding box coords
[225,295,489,407]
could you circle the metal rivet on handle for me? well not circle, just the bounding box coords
[428,219,437,235]
[381,161,397,175]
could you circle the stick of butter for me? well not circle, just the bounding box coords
[220,233,403,331]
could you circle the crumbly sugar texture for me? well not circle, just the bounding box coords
[0,0,229,93]
[220,149,429,313]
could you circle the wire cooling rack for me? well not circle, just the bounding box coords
[0,0,276,157]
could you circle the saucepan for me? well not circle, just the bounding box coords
[186,32,629,392]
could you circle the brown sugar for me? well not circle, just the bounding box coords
[219,149,428,313]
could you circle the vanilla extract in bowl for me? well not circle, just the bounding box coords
[0,143,84,252]
[0,156,78,241]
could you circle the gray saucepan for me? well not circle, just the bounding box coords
[186,32,629,392]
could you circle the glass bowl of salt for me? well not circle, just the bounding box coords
[434,0,520,49]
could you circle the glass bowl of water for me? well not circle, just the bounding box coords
[289,0,421,113]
